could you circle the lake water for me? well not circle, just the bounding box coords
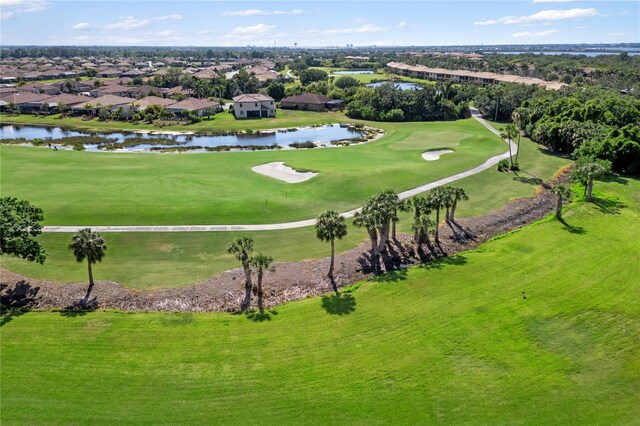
[0,124,364,152]
[331,70,375,75]
[484,51,640,57]
[367,81,422,90]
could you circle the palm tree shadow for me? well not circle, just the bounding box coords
[59,298,98,317]
[512,169,543,186]
[558,218,586,235]
[592,197,626,215]
[0,281,40,327]
[420,254,468,270]
[245,308,278,322]
[321,293,356,315]
[370,268,408,283]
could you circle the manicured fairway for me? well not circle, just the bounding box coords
[1,179,638,424]
[1,118,506,226]
[1,134,571,288]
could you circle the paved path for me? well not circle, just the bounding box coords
[42,110,516,233]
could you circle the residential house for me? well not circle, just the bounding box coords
[232,94,275,118]
[71,95,134,115]
[280,93,344,112]
[167,98,221,116]
[0,92,53,112]
[133,96,177,111]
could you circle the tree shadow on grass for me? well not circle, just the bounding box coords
[59,298,98,318]
[0,281,40,327]
[245,308,278,322]
[592,196,626,215]
[420,254,468,270]
[321,293,356,316]
[512,169,543,186]
[558,218,586,235]
[369,268,408,283]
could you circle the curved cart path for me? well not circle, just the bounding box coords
[43,109,516,233]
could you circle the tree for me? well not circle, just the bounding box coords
[250,254,274,310]
[68,228,106,300]
[500,123,518,170]
[0,197,46,264]
[227,237,254,310]
[550,184,572,219]
[299,68,328,85]
[512,108,524,165]
[354,209,380,269]
[571,158,611,201]
[315,210,347,289]
[409,196,432,245]
[56,102,70,117]
[334,76,359,89]
[266,82,286,101]
[426,187,447,243]
[448,187,469,222]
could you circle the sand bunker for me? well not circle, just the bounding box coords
[251,162,318,183]
[422,149,454,161]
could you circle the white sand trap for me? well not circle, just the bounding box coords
[251,162,318,183]
[422,149,454,161]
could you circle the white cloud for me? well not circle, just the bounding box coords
[223,9,302,17]
[0,0,48,20]
[71,22,92,30]
[573,25,589,30]
[512,29,560,37]
[104,16,151,30]
[398,21,407,28]
[475,8,597,26]
[154,14,182,21]
[231,24,276,35]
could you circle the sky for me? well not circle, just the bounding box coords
[0,0,638,46]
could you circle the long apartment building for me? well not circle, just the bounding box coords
[386,61,566,90]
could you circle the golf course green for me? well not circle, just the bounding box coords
[1,178,638,424]
[1,118,571,288]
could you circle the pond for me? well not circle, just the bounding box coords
[367,81,423,90]
[0,124,366,152]
[331,70,375,75]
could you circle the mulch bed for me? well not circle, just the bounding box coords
[1,168,569,313]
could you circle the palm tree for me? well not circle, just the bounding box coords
[550,184,572,219]
[227,237,254,310]
[316,210,347,289]
[354,209,380,269]
[511,109,524,165]
[500,123,518,170]
[68,228,107,301]
[410,196,431,243]
[412,214,433,247]
[572,160,611,202]
[426,187,447,243]
[449,187,469,222]
[249,254,274,310]
[441,187,455,223]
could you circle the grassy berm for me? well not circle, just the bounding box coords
[1,178,639,424]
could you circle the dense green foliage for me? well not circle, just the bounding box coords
[346,83,469,122]
[1,179,638,424]
[0,197,46,264]
[299,68,329,85]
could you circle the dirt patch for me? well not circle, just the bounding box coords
[1,170,570,313]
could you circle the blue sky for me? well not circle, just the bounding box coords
[1,0,638,46]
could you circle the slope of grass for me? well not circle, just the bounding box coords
[0,133,571,289]
[1,178,638,424]
[1,118,506,226]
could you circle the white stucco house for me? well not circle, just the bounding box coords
[232,94,275,118]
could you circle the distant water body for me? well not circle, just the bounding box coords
[485,51,640,57]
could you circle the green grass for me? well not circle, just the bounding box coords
[2,178,638,425]
[310,67,437,85]
[1,118,507,226]
[1,133,570,289]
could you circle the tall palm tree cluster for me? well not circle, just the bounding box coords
[227,237,274,311]
[352,186,469,271]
